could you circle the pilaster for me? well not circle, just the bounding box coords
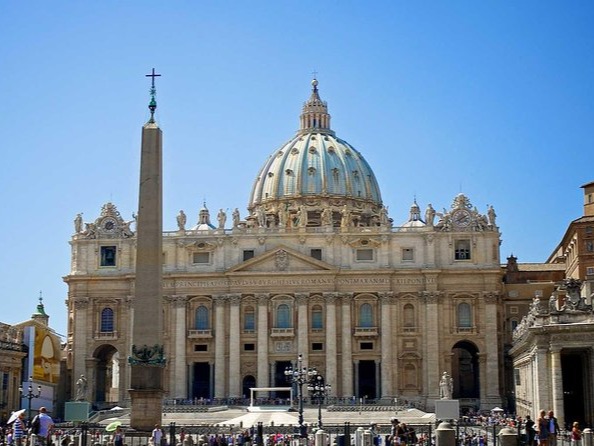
[228,294,241,397]
[341,293,353,397]
[214,294,226,398]
[324,292,338,394]
[379,292,394,397]
[256,293,270,388]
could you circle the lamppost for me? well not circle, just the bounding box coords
[307,373,331,429]
[284,354,313,439]
[19,376,41,423]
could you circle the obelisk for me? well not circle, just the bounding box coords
[128,68,165,431]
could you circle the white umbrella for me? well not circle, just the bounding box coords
[7,409,26,424]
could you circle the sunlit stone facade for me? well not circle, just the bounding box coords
[64,80,505,412]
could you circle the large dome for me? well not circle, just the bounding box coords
[247,80,385,229]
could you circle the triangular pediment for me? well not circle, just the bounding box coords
[228,245,336,273]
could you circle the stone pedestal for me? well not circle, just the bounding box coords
[129,388,164,431]
[434,400,460,421]
[64,401,91,422]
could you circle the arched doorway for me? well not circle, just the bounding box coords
[242,375,256,399]
[93,345,121,405]
[451,341,479,399]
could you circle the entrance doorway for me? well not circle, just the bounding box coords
[275,361,292,400]
[562,349,591,427]
[192,362,211,399]
[358,360,377,399]
[452,341,480,399]
[93,345,120,405]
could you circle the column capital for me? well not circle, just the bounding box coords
[483,291,500,303]
[339,292,354,303]
[256,293,270,304]
[549,344,562,354]
[72,297,90,310]
[295,293,309,304]
[379,292,394,303]
[213,294,227,306]
[169,295,189,308]
[323,292,338,303]
[228,294,242,306]
[419,291,441,303]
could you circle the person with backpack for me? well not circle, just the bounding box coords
[32,407,54,446]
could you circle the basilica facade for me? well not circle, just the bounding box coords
[64,79,504,412]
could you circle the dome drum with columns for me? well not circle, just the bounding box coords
[65,78,506,414]
[248,79,385,230]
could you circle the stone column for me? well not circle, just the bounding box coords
[379,292,393,397]
[423,292,440,405]
[375,359,381,398]
[228,294,242,397]
[170,295,188,399]
[256,294,270,388]
[534,346,550,412]
[72,297,90,390]
[483,292,501,406]
[296,293,309,363]
[214,295,226,398]
[341,293,353,397]
[550,346,564,427]
[324,293,338,393]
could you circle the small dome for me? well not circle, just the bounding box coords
[248,79,383,228]
[399,199,426,231]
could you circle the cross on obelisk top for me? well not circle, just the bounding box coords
[312,69,318,79]
[145,68,161,123]
[146,68,161,88]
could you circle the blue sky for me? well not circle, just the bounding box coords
[1,2,593,336]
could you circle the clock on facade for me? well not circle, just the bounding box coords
[452,209,472,228]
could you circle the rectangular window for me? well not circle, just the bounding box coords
[514,368,521,385]
[244,343,255,351]
[194,344,208,352]
[586,241,594,252]
[310,249,322,260]
[312,342,323,351]
[586,226,593,235]
[356,248,374,261]
[243,250,255,261]
[244,312,255,331]
[193,252,210,264]
[402,248,414,261]
[510,306,518,314]
[454,240,471,260]
[360,342,374,350]
[587,267,594,276]
[100,246,117,267]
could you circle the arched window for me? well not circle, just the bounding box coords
[244,306,255,331]
[457,303,472,328]
[311,305,323,329]
[403,304,415,328]
[195,306,209,330]
[276,304,292,328]
[100,308,114,332]
[359,303,373,327]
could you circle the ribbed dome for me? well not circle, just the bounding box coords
[247,80,385,229]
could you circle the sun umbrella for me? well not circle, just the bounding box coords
[7,409,26,424]
[105,421,123,432]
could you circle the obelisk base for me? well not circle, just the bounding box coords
[129,389,164,431]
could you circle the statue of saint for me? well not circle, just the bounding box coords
[74,213,83,233]
[217,209,227,229]
[278,207,288,228]
[176,210,187,231]
[341,205,351,228]
[439,371,453,400]
[487,205,497,227]
[321,208,332,226]
[76,374,88,401]
[425,204,436,227]
[256,208,266,228]
[232,208,241,228]
[380,206,389,226]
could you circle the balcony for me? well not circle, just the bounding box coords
[354,326,379,337]
[270,328,295,338]
[188,329,213,339]
[94,331,118,341]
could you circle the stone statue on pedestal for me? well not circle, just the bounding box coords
[439,371,453,400]
[75,374,88,401]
